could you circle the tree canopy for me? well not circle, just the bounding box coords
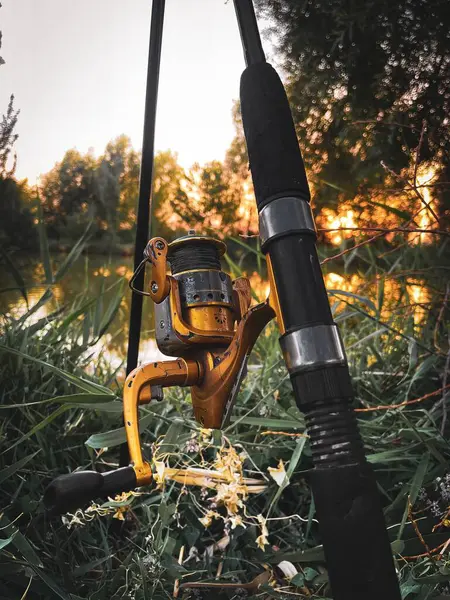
[0,4,35,249]
[3,0,449,253]
[37,138,255,249]
[255,0,449,213]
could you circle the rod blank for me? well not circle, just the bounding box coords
[233,0,266,66]
[126,0,166,377]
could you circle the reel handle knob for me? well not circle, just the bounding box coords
[43,467,137,514]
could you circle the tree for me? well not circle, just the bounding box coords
[0,3,35,251]
[151,150,189,237]
[0,96,19,178]
[0,177,37,250]
[94,135,141,241]
[109,136,141,240]
[224,101,248,179]
[255,0,449,214]
[38,141,191,244]
[168,159,242,237]
[0,5,19,177]
[40,149,98,239]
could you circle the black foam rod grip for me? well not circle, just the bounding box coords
[309,465,402,600]
[44,467,137,515]
[240,62,310,209]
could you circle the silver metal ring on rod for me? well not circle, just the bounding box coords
[280,324,346,373]
[259,196,316,245]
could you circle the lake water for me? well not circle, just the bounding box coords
[0,249,431,377]
[0,250,271,373]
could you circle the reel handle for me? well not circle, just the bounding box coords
[43,467,137,515]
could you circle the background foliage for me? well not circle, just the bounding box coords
[255,0,450,214]
[0,226,449,599]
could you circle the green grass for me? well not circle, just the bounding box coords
[0,229,449,599]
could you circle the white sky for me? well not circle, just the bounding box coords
[0,0,259,181]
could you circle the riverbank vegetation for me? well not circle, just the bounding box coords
[0,220,449,599]
[1,0,449,598]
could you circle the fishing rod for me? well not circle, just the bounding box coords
[126,0,165,378]
[44,1,401,598]
[120,0,165,469]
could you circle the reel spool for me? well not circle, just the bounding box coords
[156,231,235,355]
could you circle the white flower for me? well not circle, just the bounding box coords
[268,460,288,488]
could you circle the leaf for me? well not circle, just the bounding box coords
[158,501,176,525]
[408,339,418,371]
[346,328,384,350]
[73,555,114,578]
[0,246,28,306]
[1,518,42,567]
[406,355,437,398]
[75,401,124,413]
[268,437,306,515]
[312,177,348,193]
[0,450,40,485]
[0,533,17,551]
[377,277,385,317]
[159,419,184,451]
[3,405,70,454]
[138,557,151,600]
[303,567,319,581]
[36,196,53,284]
[397,452,430,540]
[16,287,53,326]
[305,493,316,543]
[97,281,125,336]
[163,536,177,556]
[229,416,304,429]
[54,222,93,282]
[290,573,305,587]
[229,235,263,258]
[365,198,411,221]
[32,567,75,600]
[257,585,285,599]
[270,545,325,564]
[367,449,413,464]
[52,393,117,405]
[85,412,155,449]
[0,394,119,410]
[328,289,377,313]
[390,539,405,555]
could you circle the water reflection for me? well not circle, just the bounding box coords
[0,253,432,382]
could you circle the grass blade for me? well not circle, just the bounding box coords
[35,194,53,284]
[267,437,306,515]
[54,222,93,282]
[0,344,113,395]
[397,452,430,540]
[0,451,40,485]
[0,246,28,306]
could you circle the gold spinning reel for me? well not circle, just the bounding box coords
[125,230,281,486]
